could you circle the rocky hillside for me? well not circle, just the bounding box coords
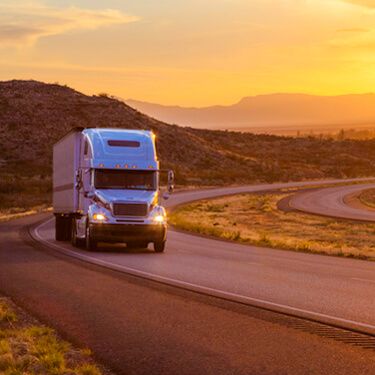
[1,80,375,211]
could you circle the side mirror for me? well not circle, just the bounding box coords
[167,170,175,194]
[162,192,170,200]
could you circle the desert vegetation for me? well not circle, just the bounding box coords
[0,163,51,221]
[296,127,375,141]
[1,80,375,215]
[170,192,375,259]
[0,297,106,374]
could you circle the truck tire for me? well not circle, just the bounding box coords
[71,219,85,248]
[85,224,97,252]
[55,216,71,241]
[153,241,166,253]
[55,216,65,241]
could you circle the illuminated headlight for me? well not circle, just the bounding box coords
[92,213,107,222]
[154,214,166,223]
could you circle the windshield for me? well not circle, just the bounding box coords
[94,169,157,190]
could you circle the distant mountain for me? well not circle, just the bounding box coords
[1,80,375,212]
[126,94,375,133]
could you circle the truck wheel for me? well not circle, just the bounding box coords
[55,216,65,241]
[85,224,97,252]
[153,241,166,253]
[71,219,84,248]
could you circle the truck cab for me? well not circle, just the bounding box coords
[53,128,174,252]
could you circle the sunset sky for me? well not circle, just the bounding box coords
[1,0,375,106]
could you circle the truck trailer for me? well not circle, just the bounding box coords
[53,127,174,252]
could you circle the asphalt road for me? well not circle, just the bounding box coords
[288,183,375,222]
[2,178,375,374]
[2,214,375,375]
[33,178,375,335]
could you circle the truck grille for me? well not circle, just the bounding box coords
[113,203,148,217]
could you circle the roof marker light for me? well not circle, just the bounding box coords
[124,164,129,168]
[99,163,104,168]
[132,165,137,169]
[115,164,121,168]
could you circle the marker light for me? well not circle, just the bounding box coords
[154,215,165,223]
[93,213,107,222]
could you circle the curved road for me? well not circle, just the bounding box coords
[32,178,375,335]
[289,183,375,222]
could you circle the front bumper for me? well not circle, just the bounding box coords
[89,223,167,243]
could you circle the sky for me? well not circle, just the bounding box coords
[1,0,375,106]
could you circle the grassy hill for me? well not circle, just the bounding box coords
[1,80,375,214]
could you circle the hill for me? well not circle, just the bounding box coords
[1,80,375,213]
[126,94,375,134]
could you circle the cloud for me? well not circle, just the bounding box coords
[0,1,139,46]
[340,0,375,8]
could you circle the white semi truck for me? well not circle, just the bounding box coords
[53,127,174,252]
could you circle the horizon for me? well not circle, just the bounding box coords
[5,79,375,135]
[7,78,375,108]
[127,91,375,108]
[2,1,375,106]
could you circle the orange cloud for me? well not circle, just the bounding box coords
[0,1,139,46]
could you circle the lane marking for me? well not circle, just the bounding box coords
[352,278,375,284]
[33,218,375,335]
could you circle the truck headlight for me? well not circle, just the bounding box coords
[154,214,166,223]
[92,213,107,222]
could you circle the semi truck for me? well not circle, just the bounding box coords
[53,127,174,252]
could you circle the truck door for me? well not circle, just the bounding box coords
[79,138,92,214]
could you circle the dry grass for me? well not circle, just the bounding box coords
[0,298,106,375]
[359,188,375,209]
[170,193,375,259]
[0,206,52,223]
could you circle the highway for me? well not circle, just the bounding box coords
[2,178,375,374]
[32,179,375,334]
[288,183,375,222]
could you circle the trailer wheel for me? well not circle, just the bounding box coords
[55,216,71,241]
[153,241,166,253]
[85,224,97,251]
[55,216,65,241]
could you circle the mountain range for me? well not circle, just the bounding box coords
[127,94,375,134]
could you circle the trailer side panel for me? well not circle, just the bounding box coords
[53,131,81,214]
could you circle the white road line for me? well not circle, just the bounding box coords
[33,218,375,334]
[352,278,375,284]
